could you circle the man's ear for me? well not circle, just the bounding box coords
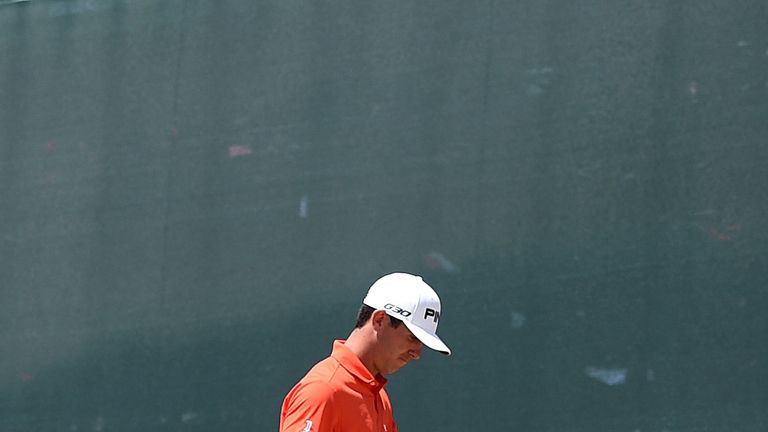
[370,309,388,330]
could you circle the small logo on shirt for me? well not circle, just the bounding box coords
[301,420,312,432]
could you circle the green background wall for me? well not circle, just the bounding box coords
[2,0,767,431]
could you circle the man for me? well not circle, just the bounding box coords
[279,272,451,432]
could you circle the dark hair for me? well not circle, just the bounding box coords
[354,304,403,329]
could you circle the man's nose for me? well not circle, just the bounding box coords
[409,342,422,360]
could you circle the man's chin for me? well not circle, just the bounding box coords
[383,361,408,375]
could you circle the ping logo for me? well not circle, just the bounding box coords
[424,308,440,323]
[384,303,412,317]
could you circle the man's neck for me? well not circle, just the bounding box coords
[344,328,379,377]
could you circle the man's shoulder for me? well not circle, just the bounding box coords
[301,355,346,386]
[287,357,345,402]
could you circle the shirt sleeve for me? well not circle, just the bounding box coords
[280,381,337,432]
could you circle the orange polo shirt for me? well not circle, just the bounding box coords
[279,340,398,432]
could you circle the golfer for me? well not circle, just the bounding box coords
[279,272,451,432]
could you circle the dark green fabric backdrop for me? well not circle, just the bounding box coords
[2,1,767,431]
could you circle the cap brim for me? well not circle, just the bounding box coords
[403,321,451,356]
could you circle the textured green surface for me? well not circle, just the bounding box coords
[2,1,767,431]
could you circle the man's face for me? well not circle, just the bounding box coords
[374,313,423,375]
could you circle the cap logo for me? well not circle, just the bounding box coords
[424,308,440,323]
[384,303,412,317]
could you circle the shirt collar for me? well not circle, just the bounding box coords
[331,339,388,391]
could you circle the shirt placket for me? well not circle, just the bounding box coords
[373,390,384,431]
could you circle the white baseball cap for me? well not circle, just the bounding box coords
[363,273,451,355]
